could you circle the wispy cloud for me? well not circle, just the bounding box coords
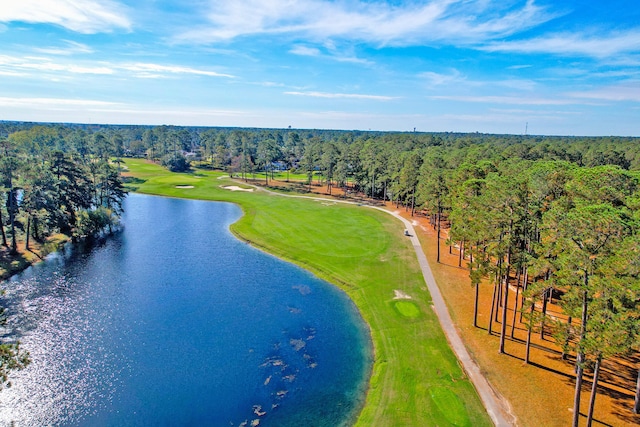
[0,97,119,108]
[285,91,397,100]
[290,45,322,57]
[419,69,463,86]
[429,94,592,106]
[568,82,640,102]
[289,44,373,65]
[119,63,235,79]
[0,0,131,33]
[177,0,554,46]
[0,55,235,79]
[482,29,640,58]
[0,54,114,75]
[32,41,94,55]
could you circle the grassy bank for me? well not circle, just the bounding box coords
[122,159,492,427]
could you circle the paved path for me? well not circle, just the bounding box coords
[227,182,517,426]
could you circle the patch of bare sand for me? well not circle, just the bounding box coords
[393,289,412,300]
[222,185,254,192]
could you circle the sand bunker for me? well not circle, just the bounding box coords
[394,289,412,300]
[222,185,254,192]
[175,185,194,189]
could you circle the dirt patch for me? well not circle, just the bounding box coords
[175,185,194,189]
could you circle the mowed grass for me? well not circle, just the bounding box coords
[122,159,492,427]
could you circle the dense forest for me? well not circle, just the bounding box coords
[1,120,640,424]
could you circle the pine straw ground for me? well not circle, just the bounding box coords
[258,177,640,427]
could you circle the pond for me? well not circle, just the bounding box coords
[0,193,372,426]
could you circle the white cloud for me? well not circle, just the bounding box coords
[419,69,463,86]
[0,55,235,79]
[290,45,322,57]
[285,91,398,100]
[32,41,94,55]
[0,97,119,108]
[120,63,235,79]
[428,95,590,105]
[482,30,640,58]
[568,82,640,102]
[0,54,114,75]
[289,44,373,65]
[0,0,131,33]
[177,0,554,46]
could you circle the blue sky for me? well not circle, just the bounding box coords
[0,0,639,135]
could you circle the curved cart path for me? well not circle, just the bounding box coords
[227,181,517,426]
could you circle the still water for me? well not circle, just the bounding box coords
[0,194,372,426]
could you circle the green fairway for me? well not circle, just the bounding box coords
[122,159,492,427]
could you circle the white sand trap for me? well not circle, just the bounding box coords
[175,185,194,189]
[394,289,412,300]
[222,185,254,192]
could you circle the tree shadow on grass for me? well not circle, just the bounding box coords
[122,176,147,191]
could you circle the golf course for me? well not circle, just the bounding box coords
[122,159,493,426]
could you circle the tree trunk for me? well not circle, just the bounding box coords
[410,190,415,216]
[562,317,573,360]
[634,368,640,414]
[436,208,441,263]
[525,301,535,364]
[572,288,589,427]
[8,189,17,254]
[520,266,528,323]
[473,282,479,328]
[499,266,510,354]
[586,355,602,427]
[0,203,7,247]
[25,215,31,251]
[489,282,498,335]
[540,288,548,340]
[458,239,464,267]
[510,281,520,338]
[573,359,585,427]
